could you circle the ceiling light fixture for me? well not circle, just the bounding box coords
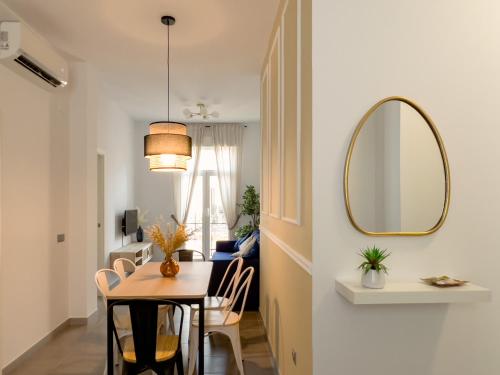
[183,103,219,120]
[144,16,192,172]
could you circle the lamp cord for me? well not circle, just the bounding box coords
[167,21,170,122]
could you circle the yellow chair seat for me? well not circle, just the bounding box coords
[122,335,179,363]
[192,309,240,327]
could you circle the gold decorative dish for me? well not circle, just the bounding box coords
[421,276,468,287]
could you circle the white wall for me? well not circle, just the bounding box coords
[313,1,500,374]
[134,121,260,258]
[133,121,177,260]
[0,59,136,369]
[96,86,136,264]
[0,64,69,368]
[67,63,98,319]
[238,121,261,227]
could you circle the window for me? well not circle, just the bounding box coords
[184,147,229,258]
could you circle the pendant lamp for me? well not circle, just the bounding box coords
[144,16,192,172]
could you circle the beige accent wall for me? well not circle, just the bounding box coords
[260,0,312,373]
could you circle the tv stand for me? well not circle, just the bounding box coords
[109,242,153,271]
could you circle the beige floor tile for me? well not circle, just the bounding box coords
[8,301,277,375]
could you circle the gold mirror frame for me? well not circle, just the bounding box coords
[344,96,451,236]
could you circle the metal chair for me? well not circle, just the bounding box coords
[95,269,131,367]
[173,249,206,262]
[113,258,137,281]
[188,267,255,375]
[190,257,244,323]
[109,299,185,375]
[113,258,176,335]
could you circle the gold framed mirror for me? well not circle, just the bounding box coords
[344,96,450,236]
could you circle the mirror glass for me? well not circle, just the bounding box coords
[346,98,449,235]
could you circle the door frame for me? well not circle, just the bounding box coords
[97,151,106,274]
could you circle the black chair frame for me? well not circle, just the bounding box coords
[108,299,185,375]
[173,249,206,261]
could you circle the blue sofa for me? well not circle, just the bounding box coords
[208,235,260,311]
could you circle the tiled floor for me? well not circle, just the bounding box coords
[8,301,276,375]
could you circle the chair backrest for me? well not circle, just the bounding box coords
[95,269,121,306]
[216,257,244,305]
[223,266,255,324]
[113,258,136,281]
[173,249,206,262]
[108,299,184,368]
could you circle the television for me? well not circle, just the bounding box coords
[122,209,138,235]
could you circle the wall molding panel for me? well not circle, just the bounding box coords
[280,0,303,226]
[261,226,312,275]
[268,28,281,219]
[260,65,270,215]
[262,0,303,225]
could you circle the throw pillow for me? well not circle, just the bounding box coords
[233,233,250,252]
[244,230,260,258]
[232,235,257,257]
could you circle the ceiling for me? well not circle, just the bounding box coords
[0,0,279,122]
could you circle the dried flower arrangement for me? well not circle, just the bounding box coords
[145,221,189,260]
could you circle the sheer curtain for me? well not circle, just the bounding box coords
[174,125,203,224]
[212,124,243,239]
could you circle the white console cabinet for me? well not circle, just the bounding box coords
[109,242,153,272]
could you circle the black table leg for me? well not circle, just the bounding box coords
[107,302,114,375]
[198,298,205,374]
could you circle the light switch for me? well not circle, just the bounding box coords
[57,234,65,243]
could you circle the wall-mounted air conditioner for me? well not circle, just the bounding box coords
[0,21,68,89]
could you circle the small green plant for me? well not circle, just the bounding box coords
[235,185,260,239]
[358,246,391,274]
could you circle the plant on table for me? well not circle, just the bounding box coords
[146,221,190,277]
[235,185,260,239]
[358,246,391,289]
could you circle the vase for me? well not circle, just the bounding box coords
[361,269,386,289]
[160,257,180,277]
[136,226,144,242]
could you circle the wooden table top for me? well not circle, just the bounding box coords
[107,261,213,300]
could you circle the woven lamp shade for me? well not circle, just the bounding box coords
[144,121,192,172]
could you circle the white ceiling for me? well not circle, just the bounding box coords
[1,0,279,122]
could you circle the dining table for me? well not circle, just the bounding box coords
[106,261,213,374]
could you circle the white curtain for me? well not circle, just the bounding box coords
[212,124,243,239]
[174,125,203,224]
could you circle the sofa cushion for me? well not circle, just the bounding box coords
[233,235,257,257]
[233,232,250,252]
[243,230,260,259]
[211,251,235,262]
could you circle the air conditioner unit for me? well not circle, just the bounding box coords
[0,21,68,89]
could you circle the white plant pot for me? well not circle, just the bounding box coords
[361,269,386,289]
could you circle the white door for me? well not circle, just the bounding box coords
[184,148,229,259]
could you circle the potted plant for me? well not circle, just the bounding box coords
[358,246,391,289]
[235,185,260,239]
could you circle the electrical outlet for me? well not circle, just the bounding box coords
[292,349,297,366]
[57,234,65,243]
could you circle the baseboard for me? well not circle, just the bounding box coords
[2,319,69,375]
[2,310,98,375]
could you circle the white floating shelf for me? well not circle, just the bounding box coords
[335,279,491,305]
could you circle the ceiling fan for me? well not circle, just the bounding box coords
[183,103,219,120]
